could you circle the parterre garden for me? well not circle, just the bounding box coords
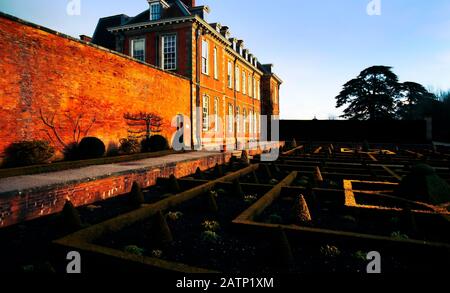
[1,141,450,272]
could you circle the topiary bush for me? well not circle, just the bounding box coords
[140,138,152,153]
[63,142,80,161]
[3,140,55,167]
[59,200,82,233]
[119,138,140,155]
[141,135,169,153]
[77,137,105,159]
[129,182,144,208]
[106,142,120,157]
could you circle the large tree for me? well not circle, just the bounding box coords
[336,66,401,120]
[396,82,436,120]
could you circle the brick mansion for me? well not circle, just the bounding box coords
[0,0,281,155]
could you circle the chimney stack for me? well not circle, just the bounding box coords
[180,0,196,7]
[79,35,92,42]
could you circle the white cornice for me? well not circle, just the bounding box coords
[108,15,264,74]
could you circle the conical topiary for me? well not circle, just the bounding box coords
[213,163,224,178]
[205,190,219,213]
[396,164,450,204]
[152,210,173,245]
[60,200,82,232]
[228,156,237,170]
[194,167,205,180]
[290,138,297,149]
[129,181,144,208]
[232,179,245,198]
[313,166,323,186]
[292,195,312,225]
[240,150,249,165]
[168,174,181,194]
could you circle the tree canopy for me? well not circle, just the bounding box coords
[336,66,401,120]
[396,82,436,120]
[335,66,438,121]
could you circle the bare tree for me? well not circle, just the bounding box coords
[124,112,163,140]
[39,108,97,149]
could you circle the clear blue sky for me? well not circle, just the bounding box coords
[1,0,449,119]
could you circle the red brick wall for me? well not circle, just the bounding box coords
[0,14,191,157]
[0,152,231,228]
[123,24,192,79]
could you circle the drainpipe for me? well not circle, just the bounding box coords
[233,57,238,150]
[195,27,202,150]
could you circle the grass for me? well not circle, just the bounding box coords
[0,150,184,179]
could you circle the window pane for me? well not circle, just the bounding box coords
[203,96,209,131]
[214,48,218,79]
[214,98,219,132]
[202,40,209,74]
[132,39,145,62]
[228,104,233,133]
[150,3,161,21]
[162,35,177,70]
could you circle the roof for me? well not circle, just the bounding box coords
[91,14,130,50]
[92,1,279,77]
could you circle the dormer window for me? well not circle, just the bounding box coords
[150,2,161,21]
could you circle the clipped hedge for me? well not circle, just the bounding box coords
[141,135,169,153]
[3,140,55,167]
[78,137,105,159]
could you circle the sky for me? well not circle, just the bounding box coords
[1,0,449,119]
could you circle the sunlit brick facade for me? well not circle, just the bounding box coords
[92,0,282,150]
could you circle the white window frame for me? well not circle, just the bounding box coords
[130,38,146,62]
[202,39,209,75]
[257,81,260,100]
[256,112,261,136]
[235,66,240,92]
[202,95,209,131]
[213,47,218,79]
[161,34,177,70]
[248,74,252,97]
[228,104,234,134]
[150,2,161,21]
[242,72,246,95]
[236,106,240,134]
[253,111,258,136]
[274,86,278,104]
[214,97,219,132]
[253,77,257,99]
[227,61,233,88]
[243,109,247,135]
[249,110,254,136]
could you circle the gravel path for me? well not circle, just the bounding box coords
[0,151,223,194]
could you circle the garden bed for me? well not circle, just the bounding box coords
[52,163,261,273]
[97,182,273,273]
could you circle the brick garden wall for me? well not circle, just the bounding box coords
[0,152,231,228]
[0,13,191,159]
